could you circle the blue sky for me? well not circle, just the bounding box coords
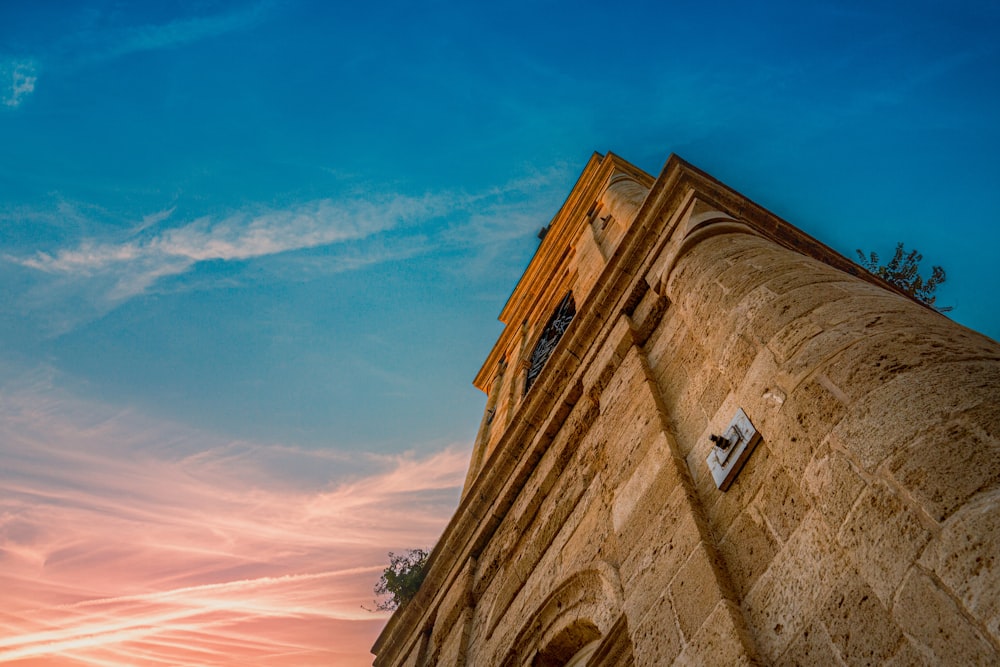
[1,1,998,664]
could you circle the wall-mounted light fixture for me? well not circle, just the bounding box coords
[706,408,761,491]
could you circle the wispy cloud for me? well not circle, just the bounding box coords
[45,2,274,73]
[3,168,568,333]
[1,2,272,110]
[12,193,444,304]
[134,206,176,234]
[1,59,38,108]
[0,379,467,666]
[98,2,272,61]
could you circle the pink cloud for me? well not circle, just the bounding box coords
[0,383,466,665]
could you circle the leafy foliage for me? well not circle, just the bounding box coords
[855,243,952,313]
[372,549,429,611]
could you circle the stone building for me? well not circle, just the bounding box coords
[372,152,1000,665]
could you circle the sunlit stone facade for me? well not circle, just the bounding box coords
[372,152,1000,665]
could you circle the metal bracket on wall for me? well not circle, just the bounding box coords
[706,408,761,491]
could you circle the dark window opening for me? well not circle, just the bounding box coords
[525,292,576,393]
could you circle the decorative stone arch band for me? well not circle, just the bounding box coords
[501,565,627,667]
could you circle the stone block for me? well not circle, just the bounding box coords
[706,234,773,265]
[629,288,669,346]
[833,361,1000,471]
[474,522,516,597]
[687,438,720,503]
[717,507,779,599]
[717,333,760,391]
[435,559,474,639]
[715,258,782,297]
[620,501,701,623]
[782,375,849,440]
[432,607,471,665]
[677,281,727,327]
[629,594,683,667]
[886,416,1000,523]
[801,436,866,531]
[742,512,844,661]
[731,345,784,422]
[674,407,708,465]
[772,427,818,483]
[674,601,756,666]
[653,357,694,422]
[817,326,984,405]
[669,542,726,642]
[765,262,851,295]
[484,465,592,635]
[767,317,824,365]
[919,491,1000,642]
[582,316,634,396]
[560,493,611,571]
[612,432,678,534]
[598,401,670,493]
[836,480,930,606]
[893,568,998,664]
[705,281,774,351]
[881,637,928,667]
[642,305,684,360]
[696,376,733,425]
[776,326,870,390]
[775,620,843,667]
[807,290,915,330]
[820,574,901,665]
[666,241,730,297]
[531,475,590,555]
[750,283,848,348]
[755,466,808,543]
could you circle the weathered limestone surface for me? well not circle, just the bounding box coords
[373,153,1000,666]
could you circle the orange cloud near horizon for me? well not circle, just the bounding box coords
[0,386,467,666]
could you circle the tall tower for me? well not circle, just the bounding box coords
[374,153,1000,665]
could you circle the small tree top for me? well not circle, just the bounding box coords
[855,243,952,313]
[371,548,429,612]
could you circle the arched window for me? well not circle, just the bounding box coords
[525,292,576,393]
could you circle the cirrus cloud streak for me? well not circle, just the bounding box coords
[3,169,567,336]
[0,380,466,666]
[15,194,443,302]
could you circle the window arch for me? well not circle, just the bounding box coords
[500,567,629,667]
[535,620,601,666]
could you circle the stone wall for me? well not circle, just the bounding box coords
[650,226,1000,663]
[373,153,1000,666]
